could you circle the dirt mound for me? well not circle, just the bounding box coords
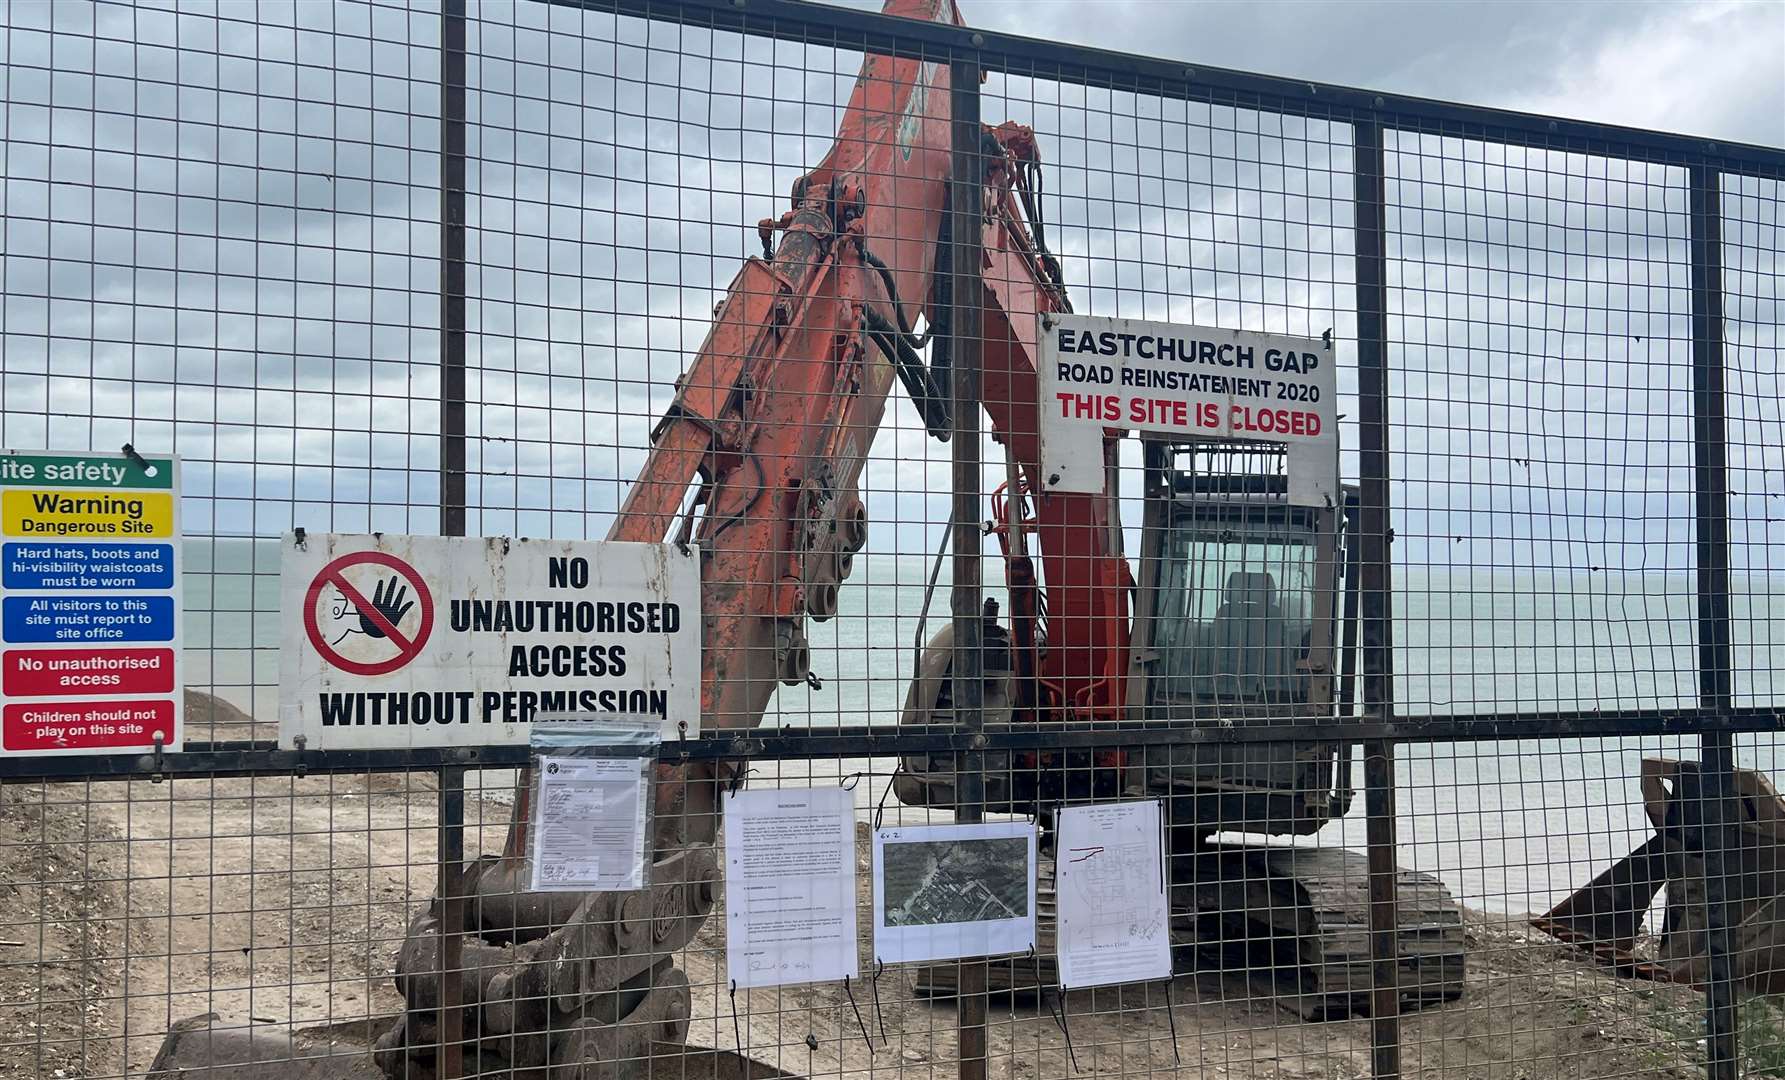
[0,785,129,1079]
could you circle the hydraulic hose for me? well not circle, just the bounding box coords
[863,307,950,440]
[858,245,931,351]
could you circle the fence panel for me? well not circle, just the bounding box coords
[0,1,1779,1079]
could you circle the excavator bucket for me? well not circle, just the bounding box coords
[1529,833,1673,977]
[1533,757,1785,992]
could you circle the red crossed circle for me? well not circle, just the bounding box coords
[302,551,435,676]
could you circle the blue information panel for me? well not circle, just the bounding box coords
[3,542,175,591]
[2,595,176,643]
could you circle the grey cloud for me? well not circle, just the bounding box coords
[826,0,1784,149]
[3,0,1778,566]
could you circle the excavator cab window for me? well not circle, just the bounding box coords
[1152,509,1319,703]
[1133,441,1342,716]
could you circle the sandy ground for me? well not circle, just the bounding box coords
[687,828,1714,1080]
[0,698,1722,1079]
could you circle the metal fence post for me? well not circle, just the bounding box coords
[1352,116,1402,1080]
[1688,162,1738,1080]
[948,52,989,1080]
[437,2,471,1076]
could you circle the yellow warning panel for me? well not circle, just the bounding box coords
[2,489,175,539]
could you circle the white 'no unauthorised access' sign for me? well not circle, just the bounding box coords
[278,534,700,751]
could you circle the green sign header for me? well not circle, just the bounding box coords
[0,451,175,490]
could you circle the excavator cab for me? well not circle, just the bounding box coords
[1127,441,1352,838]
[895,440,1358,841]
[894,443,1462,1015]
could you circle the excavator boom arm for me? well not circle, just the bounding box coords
[505,0,1129,860]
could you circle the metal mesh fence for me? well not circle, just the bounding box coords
[0,1,1780,1078]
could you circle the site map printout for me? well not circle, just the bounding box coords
[871,821,1037,964]
[1054,801,1172,989]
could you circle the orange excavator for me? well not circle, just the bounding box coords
[366,1,1463,1076]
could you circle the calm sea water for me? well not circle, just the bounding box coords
[184,539,1785,914]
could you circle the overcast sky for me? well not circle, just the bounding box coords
[827,0,1785,149]
[2,0,1774,715]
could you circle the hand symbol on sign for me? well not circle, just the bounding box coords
[327,575,417,647]
[360,576,416,639]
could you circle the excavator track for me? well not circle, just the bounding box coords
[915,845,1464,1020]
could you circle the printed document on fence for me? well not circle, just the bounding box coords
[723,786,858,988]
[1054,800,1171,989]
[530,756,648,892]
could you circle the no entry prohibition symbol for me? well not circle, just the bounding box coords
[302,551,435,676]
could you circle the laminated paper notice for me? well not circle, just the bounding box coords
[872,820,1037,965]
[530,755,648,892]
[1054,800,1172,989]
[723,787,858,989]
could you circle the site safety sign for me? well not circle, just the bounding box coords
[0,449,183,756]
[1037,314,1338,506]
[277,534,700,750]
